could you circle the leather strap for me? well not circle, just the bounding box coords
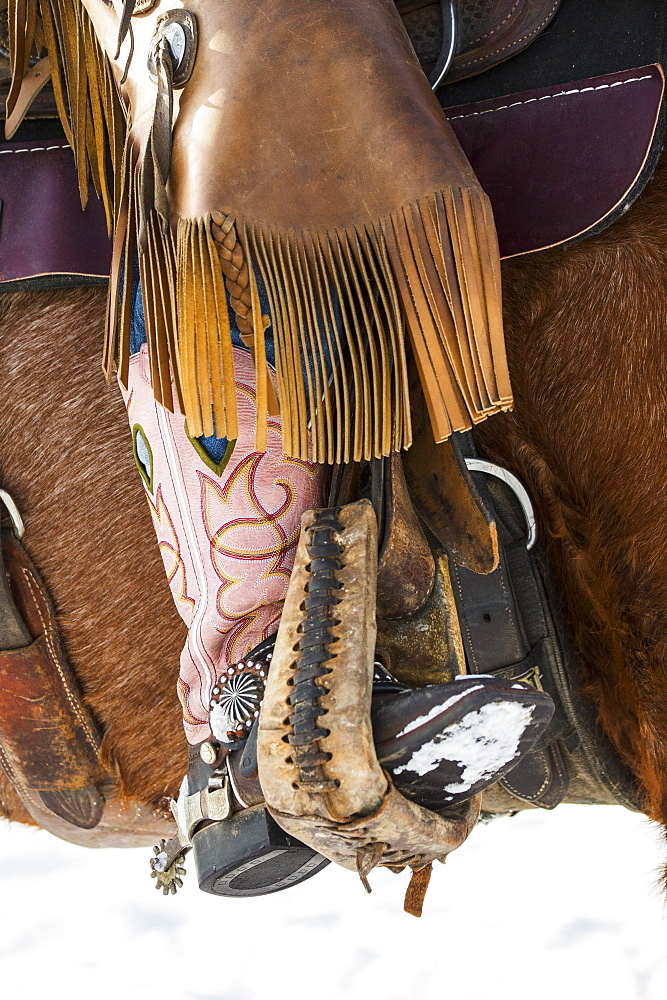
[0,501,30,650]
[449,437,569,808]
[4,55,51,139]
[449,432,642,812]
[374,453,436,619]
[0,514,105,830]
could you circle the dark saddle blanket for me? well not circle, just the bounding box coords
[0,0,665,286]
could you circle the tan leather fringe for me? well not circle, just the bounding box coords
[242,190,509,463]
[175,216,239,442]
[7,0,39,123]
[110,193,512,462]
[211,212,280,419]
[7,0,123,232]
[9,2,512,462]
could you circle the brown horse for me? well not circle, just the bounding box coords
[2,0,667,887]
[2,150,666,857]
[0,285,186,840]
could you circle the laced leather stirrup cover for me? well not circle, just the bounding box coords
[13,0,512,463]
[257,500,480,910]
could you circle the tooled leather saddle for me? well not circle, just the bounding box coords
[398,0,563,83]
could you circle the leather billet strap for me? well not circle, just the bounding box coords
[0,498,105,830]
[448,432,642,813]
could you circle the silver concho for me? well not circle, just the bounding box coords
[209,655,271,746]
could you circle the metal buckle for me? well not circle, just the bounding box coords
[0,490,25,539]
[173,765,234,847]
[464,458,537,550]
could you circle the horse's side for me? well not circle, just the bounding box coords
[480,158,667,833]
[0,287,186,829]
[1,153,666,859]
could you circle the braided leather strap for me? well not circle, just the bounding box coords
[211,212,255,337]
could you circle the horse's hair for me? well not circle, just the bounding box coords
[478,158,667,851]
[2,156,667,885]
[0,287,187,824]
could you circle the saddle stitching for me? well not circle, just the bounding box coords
[451,564,479,672]
[503,752,550,800]
[447,75,655,120]
[21,568,100,751]
[0,741,43,812]
[495,563,523,662]
[0,144,71,154]
[456,0,561,71]
[472,0,522,47]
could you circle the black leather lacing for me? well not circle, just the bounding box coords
[286,508,345,794]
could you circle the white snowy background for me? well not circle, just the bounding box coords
[1,804,666,1000]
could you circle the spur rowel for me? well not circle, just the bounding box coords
[372,676,554,810]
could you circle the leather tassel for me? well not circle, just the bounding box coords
[245,223,269,453]
[4,54,51,140]
[175,217,240,441]
[6,0,38,119]
[211,213,280,422]
[199,196,508,464]
[404,862,433,918]
[139,35,173,248]
[114,0,137,61]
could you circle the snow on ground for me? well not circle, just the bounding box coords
[1,805,666,1000]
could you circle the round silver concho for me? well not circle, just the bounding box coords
[209,655,271,747]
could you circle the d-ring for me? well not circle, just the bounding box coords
[429,0,457,91]
[464,459,537,550]
[0,490,25,539]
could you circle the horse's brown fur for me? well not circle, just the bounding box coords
[478,157,667,830]
[1,157,666,856]
[0,288,187,824]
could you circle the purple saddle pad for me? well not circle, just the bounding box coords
[0,63,663,285]
[446,64,665,257]
[0,139,111,287]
